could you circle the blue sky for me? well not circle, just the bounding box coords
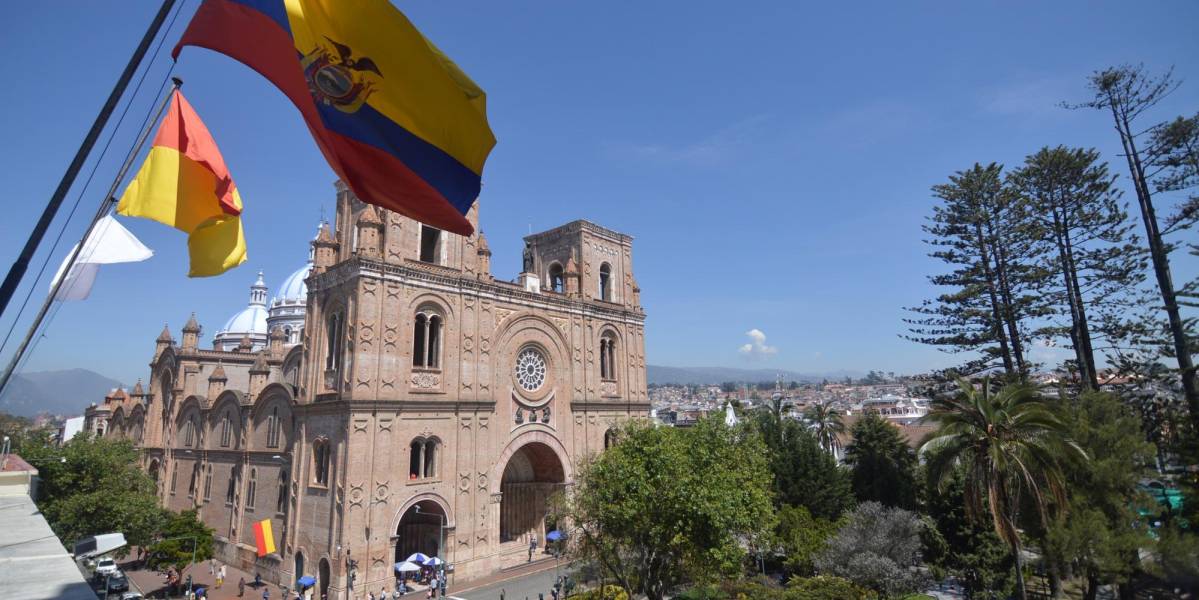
[1,2,1197,386]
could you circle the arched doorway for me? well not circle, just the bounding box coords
[394,500,446,565]
[148,459,160,482]
[499,442,566,544]
[318,558,331,599]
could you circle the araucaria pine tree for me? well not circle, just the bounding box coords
[905,163,1050,380]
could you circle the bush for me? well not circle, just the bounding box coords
[785,576,876,600]
[567,585,629,600]
[814,502,926,596]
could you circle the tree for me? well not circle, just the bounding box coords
[1007,146,1145,391]
[759,415,854,520]
[814,501,926,598]
[844,413,918,510]
[803,404,845,454]
[784,576,874,600]
[563,418,775,600]
[905,163,1049,380]
[923,454,1014,599]
[1069,65,1199,426]
[145,509,215,572]
[1042,392,1154,599]
[776,505,841,577]
[19,434,166,551]
[921,379,1086,600]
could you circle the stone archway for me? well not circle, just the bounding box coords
[394,500,446,566]
[318,557,331,599]
[498,441,566,544]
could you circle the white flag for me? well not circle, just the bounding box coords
[51,215,153,301]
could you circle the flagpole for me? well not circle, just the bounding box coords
[0,78,182,398]
[0,0,178,321]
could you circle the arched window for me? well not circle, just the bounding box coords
[599,263,612,301]
[604,429,618,449]
[600,334,618,381]
[276,469,289,514]
[408,438,439,479]
[247,468,258,509]
[267,407,281,448]
[424,439,438,479]
[412,311,443,369]
[226,465,239,504]
[283,326,293,344]
[188,463,200,499]
[312,440,330,486]
[220,415,231,447]
[325,312,344,388]
[203,464,213,501]
[548,263,564,293]
[170,462,178,494]
[183,420,195,447]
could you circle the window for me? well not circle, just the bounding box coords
[247,468,258,509]
[408,438,438,479]
[548,263,564,293]
[599,263,612,301]
[170,462,178,494]
[226,465,239,504]
[412,312,442,369]
[419,225,442,264]
[203,464,213,501]
[600,335,617,381]
[604,429,618,449]
[183,420,195,447]
[220,415,231,447]
[312,440,330,486]
[267,407,281,448]
[514,348,547,392]
[325,312,344,389]
[276,469,289,514]
[188,463,199,499]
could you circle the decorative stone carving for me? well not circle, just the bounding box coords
[411,371,440,389]
[348,484,365,507]
[478,472,488,491]
[514,409,523,425]
[459,472,470,494]
[600,381,617,396]
[541,407,551,423]
[378,418,392,432]
[494,308,513,329]
[374,482,389,502]
[353,418,369,433]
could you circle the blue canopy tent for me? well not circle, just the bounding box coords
[423,556,444,567]
[546,530,565,541]
[405,552,430,564]
[297,575,316,588]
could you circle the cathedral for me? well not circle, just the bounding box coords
[89,181,649,597]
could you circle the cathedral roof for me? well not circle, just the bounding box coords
[215,272,269,344]
[272,261,311,308]
[183,313,201,333]
[157,324,173,343]
[132,380,144,395]
[209,363,227,381]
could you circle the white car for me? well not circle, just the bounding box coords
[94,558,118,577]
[120,592,144,600]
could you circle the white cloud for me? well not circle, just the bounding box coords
[738,328,778,360]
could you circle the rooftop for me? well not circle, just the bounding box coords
[0,494,95,599]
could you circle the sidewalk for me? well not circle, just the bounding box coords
[119,553,283,600]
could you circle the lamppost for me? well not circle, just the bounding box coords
[413,505,447,593]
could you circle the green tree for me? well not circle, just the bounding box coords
[921,379,1085,600]
[146,509,215,573]
[564,417,775,600]
[814,502,926,598]
[803,404,845,454]
[777,505,841,577]
[1042,392,1154,599]
[785,576,875,600]
[923,457,1014,599]
[905,163,1050,379]
[759,416,854,520]
[1007,146,1145,391]
[1068,65,1199,426]
[19,434,166,551]
[844,413,918,510]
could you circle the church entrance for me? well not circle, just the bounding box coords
[394,500,445,565]
[499,442,566,544]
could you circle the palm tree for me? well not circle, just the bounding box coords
[804,403,845,454]
[920,378,1086,600]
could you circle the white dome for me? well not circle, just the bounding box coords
[273,262,311,307]
[220,304,268,337]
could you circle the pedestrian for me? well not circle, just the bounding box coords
[263,587,270,600]
[425,587,433,600]
[527,535,537,562]
[219,564,227,588]
[239,576,246,597]
[256,573,262,588]
[368,592,375,600]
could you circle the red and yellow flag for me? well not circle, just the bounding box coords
[252,518,276,557]
[117,89,246,277]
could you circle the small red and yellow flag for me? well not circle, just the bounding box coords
[117,89,246,277]
[252,518,276,557]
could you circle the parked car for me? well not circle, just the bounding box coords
[120,593,144,600]
[105,571,129,593]
[94,558,119,577]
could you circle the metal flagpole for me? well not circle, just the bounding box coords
[0,0,177,321]
[0,78,182,397]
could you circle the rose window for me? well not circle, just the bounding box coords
[514,348,547,392]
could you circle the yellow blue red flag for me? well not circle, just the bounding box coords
[174,0,497,235]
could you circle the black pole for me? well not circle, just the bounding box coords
[0,78,182,398]
[0,0,177,321]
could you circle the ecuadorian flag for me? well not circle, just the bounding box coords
[174,0,496,235]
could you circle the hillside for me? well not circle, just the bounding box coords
[646,365,860,386]
[0,368,124,417]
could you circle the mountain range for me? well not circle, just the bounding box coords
[0,368,124,418]
[646,365,861,386]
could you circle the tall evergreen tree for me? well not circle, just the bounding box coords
[844,412,918,510]
[1007,146,1146,391]
[906,163,1049,380]
[1068,66,1199,427]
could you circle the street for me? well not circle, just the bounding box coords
[451,561,563,600]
